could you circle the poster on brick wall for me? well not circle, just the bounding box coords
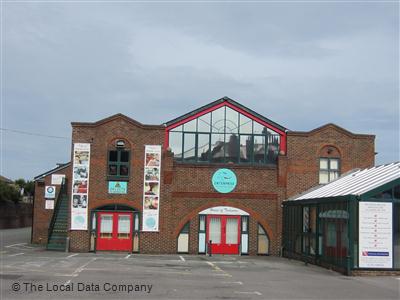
[142,145,161,232]
[70,143,90,230]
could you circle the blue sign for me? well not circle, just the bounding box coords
[108,181,127,194]
[212,169,237,193]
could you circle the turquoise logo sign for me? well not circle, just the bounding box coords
[108,181,127,194]
[212,169,237,193]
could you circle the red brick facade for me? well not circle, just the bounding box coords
[33,103,375,255]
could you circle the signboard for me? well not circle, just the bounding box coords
[45,199,54,210]
[51,174,65,185]
[212,168,237,193]
[142,145,161,232]
[45,186,56,199]
[199,206,249,216]
[108,181,127,194]
[359,202,393,269]
[70,143,90,230]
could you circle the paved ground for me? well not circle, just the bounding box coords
[0,228,399,300]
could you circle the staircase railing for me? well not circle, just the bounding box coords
[47,178,68,243]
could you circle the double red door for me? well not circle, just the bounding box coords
[207,215,240,255]
[97,212,133,251]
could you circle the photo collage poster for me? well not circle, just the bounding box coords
[71,143,90,230]
[142,145,161,231]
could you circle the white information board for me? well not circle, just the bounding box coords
[359,202,392,268]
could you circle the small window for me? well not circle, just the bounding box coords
[257,224,269,255]
[108,149,130,179]
[319,158,340,184]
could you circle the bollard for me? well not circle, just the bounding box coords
[208,240,212,257]
[65,237,70,253]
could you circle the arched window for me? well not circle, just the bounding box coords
[168,106,281,165]
[257,223,270,255]
[319,146,341,184]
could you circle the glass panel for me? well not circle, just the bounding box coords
[109,151,118,162]
[253,121,267,134]
[210,134,225,162]
[330,159,339,170]
[326,222,337,247]
[134,214,139,231]
[303,207,309,232]
[239,114,252,134]
[310,207,317,233]
[211,107,225,133]
[225,134,239,163]
[181,222,190,233]
[120,151,129,163]
[183,133,196,161]
[242,217,248,233]
[100,215,113,238]
[198,113,211,132]
[258,235,269,254]
[178,233,189,253]
[199,215,206,231]
[226,218,238,244]
[320,158,328,169]
[171,125,183,132]
[169,132,183,159]
[394,202,400,268]
[225,107,239,133]
[330,171,339,181]
[209,217,221,244]
[319,171,329,184]
[109,165,117,176]
[183,119,197,132]
[197,134,210,162]
[118,215,131,234]
[240,135,252,163]
[253,135,265,163]
[120,165,129,176]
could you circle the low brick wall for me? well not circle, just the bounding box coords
[0,202,33,229]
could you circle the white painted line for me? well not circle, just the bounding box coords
[234,291,262,296]
[125,254,131,259]
[63,280,71,286]
[5,243,27,248]
[179,255,185,262]
[66,253,79,259]
[72,258,96,277]
[212,273,231,277]
[8,253,24,257]
[222,281,243,285]
[0,251,7,254]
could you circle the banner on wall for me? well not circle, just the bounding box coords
[142,145,161,232]
[70,143,90,230]
[359,202,393,269]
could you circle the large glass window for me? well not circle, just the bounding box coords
[108,148,130,179]
[168,106,281,164]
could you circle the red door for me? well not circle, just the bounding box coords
[97,212,133,251]
[207,215,240,255]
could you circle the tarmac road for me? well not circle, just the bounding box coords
[0,227,399,300]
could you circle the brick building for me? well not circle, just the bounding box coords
[32,97,375,255]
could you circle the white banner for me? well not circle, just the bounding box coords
[142,145,161,232]
[51,174,65,185]
[359,202,393,269]
[71,143,90,230]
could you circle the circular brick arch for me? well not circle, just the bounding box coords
[173,202,275,240]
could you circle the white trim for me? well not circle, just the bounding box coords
[198,206,249,216]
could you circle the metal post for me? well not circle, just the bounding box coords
[208,240,212,257]
[65,237,70,253]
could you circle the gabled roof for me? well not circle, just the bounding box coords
[164,96,287,133]
[34,162,71,181]
[290,162,400,201]
[288,123,375,139]
[0,175,13,184]
[71,113,164,129]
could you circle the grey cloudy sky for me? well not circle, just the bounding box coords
[2,1,399,180]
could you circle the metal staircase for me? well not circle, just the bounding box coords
[47,178,69,251]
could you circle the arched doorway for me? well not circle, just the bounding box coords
[198,206,249,255]
[91,204,139,252]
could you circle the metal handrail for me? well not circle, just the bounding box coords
[47,178,68,243]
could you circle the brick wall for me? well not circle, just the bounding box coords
[32,165,71,244]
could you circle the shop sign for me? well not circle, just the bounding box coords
[51,174,65,185]
[45,186,56,199]
[45,199,54,210]
[108,181,127,194]
[359,202,392,268]
[212,168,237,193]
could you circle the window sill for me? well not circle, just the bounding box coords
[107,176,130,182]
